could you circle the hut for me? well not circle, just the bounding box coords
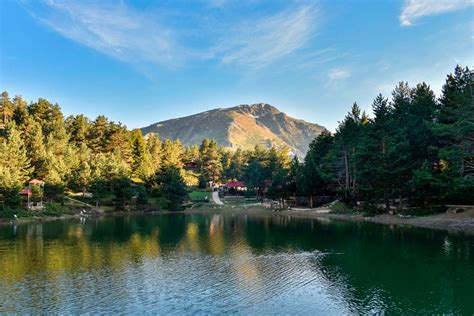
[24,179,45,209]
[223,181,247,196]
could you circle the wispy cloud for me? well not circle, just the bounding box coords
[27,0,182,67]
[212,5,318,68]
[328,68,351,81]
[400,0,473,27]
[26,1,320,70]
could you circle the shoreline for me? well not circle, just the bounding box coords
[2,206,474,236]
[278,208,474,236]
[182,206,474,236]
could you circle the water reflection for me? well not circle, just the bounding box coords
[0,213,473,314]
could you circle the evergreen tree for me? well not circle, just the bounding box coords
[130,129,151,179]
[161,139,184,168]
[66,114,90,146]
[150,165,187,210]
[0,91,14,125]
[147,133,162,175]
[0,123,33,189]
[88,115,109,153]
[70,144,92,195]
[302,130,334,207]
[28,98,64,137]
[24,120,47,179]
[435,66,474,203]
[12,95,29,127]
[228,148,245,180]
[199,139,223,186]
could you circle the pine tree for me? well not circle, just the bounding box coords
[161,139,184,168]
[435,66,474,203]
[147,133,162,175]
[66,114,90,146]
[88,115,109,153]
[228,148,245,180]
[12,95,29,127]
[25,121,47,179]
[302,130,333,207]
[0,123,33,189]
[0,91,14,125]
[130,129,151,179]
[150,165,187,211]
[28,98,64,137]
[199,139,223,186]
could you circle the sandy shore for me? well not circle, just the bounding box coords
[2,205,474,236]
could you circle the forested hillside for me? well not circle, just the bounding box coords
[0,65,472,215]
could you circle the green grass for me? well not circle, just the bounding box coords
[188,190,212,201]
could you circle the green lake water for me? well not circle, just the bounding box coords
[0,212,473,314]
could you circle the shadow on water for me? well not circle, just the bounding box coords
[0,212,473,314]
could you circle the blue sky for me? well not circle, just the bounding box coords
[0,0,473,131]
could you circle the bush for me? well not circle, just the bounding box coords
[136,185,148,205]
[112,177,133,210]
[41,203,65,216]
[148,166,187,211]
[330,201,355,214]
[243,189,257,198]
[0,206,34,219]
[155,197,184,211]
[0,188,22,208]
[44,184,65,202]
[362,203,381,217]
[198,175,207,189]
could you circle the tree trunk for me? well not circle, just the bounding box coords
[344,149,350,202]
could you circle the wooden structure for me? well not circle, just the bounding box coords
[19,179,45,209]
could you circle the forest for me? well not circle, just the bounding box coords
[0,65,472,216]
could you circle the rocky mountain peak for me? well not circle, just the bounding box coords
[141,103,325,158]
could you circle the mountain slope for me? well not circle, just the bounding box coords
[140,103,325,157]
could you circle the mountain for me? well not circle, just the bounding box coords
[140,103,325,157]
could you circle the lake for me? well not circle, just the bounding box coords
[1,212,473,314]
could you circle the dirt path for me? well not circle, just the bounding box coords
[212,191,224,205]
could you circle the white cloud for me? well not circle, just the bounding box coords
[26,1,319,70]
[328,68,351,81]
[400,0,473,26]
[213,5,318,68]
[29,0,182,67]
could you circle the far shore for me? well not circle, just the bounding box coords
[181,206,474,236]
[2,205,474,236]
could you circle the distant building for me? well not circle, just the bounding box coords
[223,181,246,189]
[184,161,199,171]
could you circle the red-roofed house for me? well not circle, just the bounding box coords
[224,181,246,188]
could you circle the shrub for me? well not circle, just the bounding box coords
[362,204,380,217]
[136,185,148,205]
[330,201,354,214]
[0,206,34,219]
[41,203,64,217]
[44,184,65,202]
[0,188,22,208]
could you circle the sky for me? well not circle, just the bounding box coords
[0,0,473,131]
